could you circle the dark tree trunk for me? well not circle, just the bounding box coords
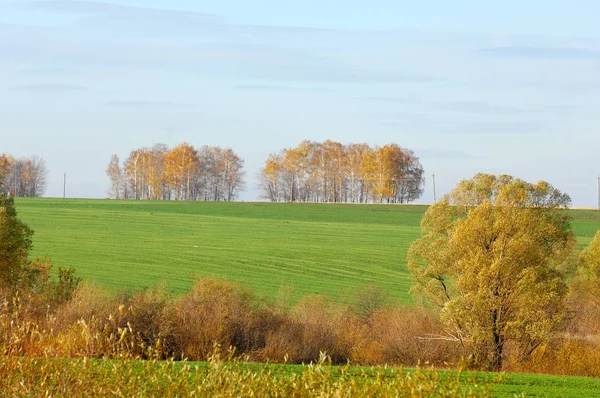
[491,308,503,371]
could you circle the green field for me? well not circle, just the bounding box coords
[14,198,600,302]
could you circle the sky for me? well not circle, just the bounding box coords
[1,1,600,206]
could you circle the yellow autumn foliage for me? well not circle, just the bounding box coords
[408,174,574,371]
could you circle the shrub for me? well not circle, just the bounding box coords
[506,338,600,377]
[260,295,346,364]
[171,278,256,360]
[47,267,82,305]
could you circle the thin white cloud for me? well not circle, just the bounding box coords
[452,121,547,135]
[104,100,194,110]
[8,83,87,91]
[0,21,439,85]
[19,67,81,76]
[477,46,600,59]
[433,101,530,115]
[233,84,334,93]
[417,148,481,160]
[24,0,218,19]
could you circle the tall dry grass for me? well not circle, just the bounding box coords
[0,350,495,397]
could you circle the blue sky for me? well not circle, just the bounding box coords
[2,1,599,205]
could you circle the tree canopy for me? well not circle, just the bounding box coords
[576,230,600,306]
[408,174,574,370]
[107,143,245,201]
[0,193,34,288]
[259,140,424,203]
[0,153,48,198]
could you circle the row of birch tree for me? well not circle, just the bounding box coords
[106,143,245,201]
[259,141,424,203]
[0,154,48,198]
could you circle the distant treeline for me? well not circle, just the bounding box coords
[108,140,425,203]
[0,153,47,198]
[106,143,245,201]
[259,141,424,203]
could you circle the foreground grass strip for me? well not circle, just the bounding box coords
[490,372,600,398]
[0,353,493,398]
[259,364,600,398]
[3,354,598,397]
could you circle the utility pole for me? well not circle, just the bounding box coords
[63,173,66,199]
[597,176,600,211]
[432,173,437,203]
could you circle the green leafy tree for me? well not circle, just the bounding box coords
[0,194,34,288]
[0,177,80,299]
[408,174,574,370]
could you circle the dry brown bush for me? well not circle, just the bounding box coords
[566,281,600,341]
[6,276,600,378]
[114,286,175,358]
[354,306,459,366]
[377,306,459,366]
[170,278,257,360]
[505,337,600,377]
[54,283,116,328]
[260,295,346,364]
[336,303,461,367]
[50,283,121,358]
[502,286,600,377]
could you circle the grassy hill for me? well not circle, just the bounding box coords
[14,199,600,302]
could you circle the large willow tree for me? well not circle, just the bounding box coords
[408,174,574,371]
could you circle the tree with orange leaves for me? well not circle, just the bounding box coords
[163,142,199,201]
[361,144,424,203]
[259,141,424,203]
[146,144,168,200]
[259,154,283,202]
[361,145,395,203]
